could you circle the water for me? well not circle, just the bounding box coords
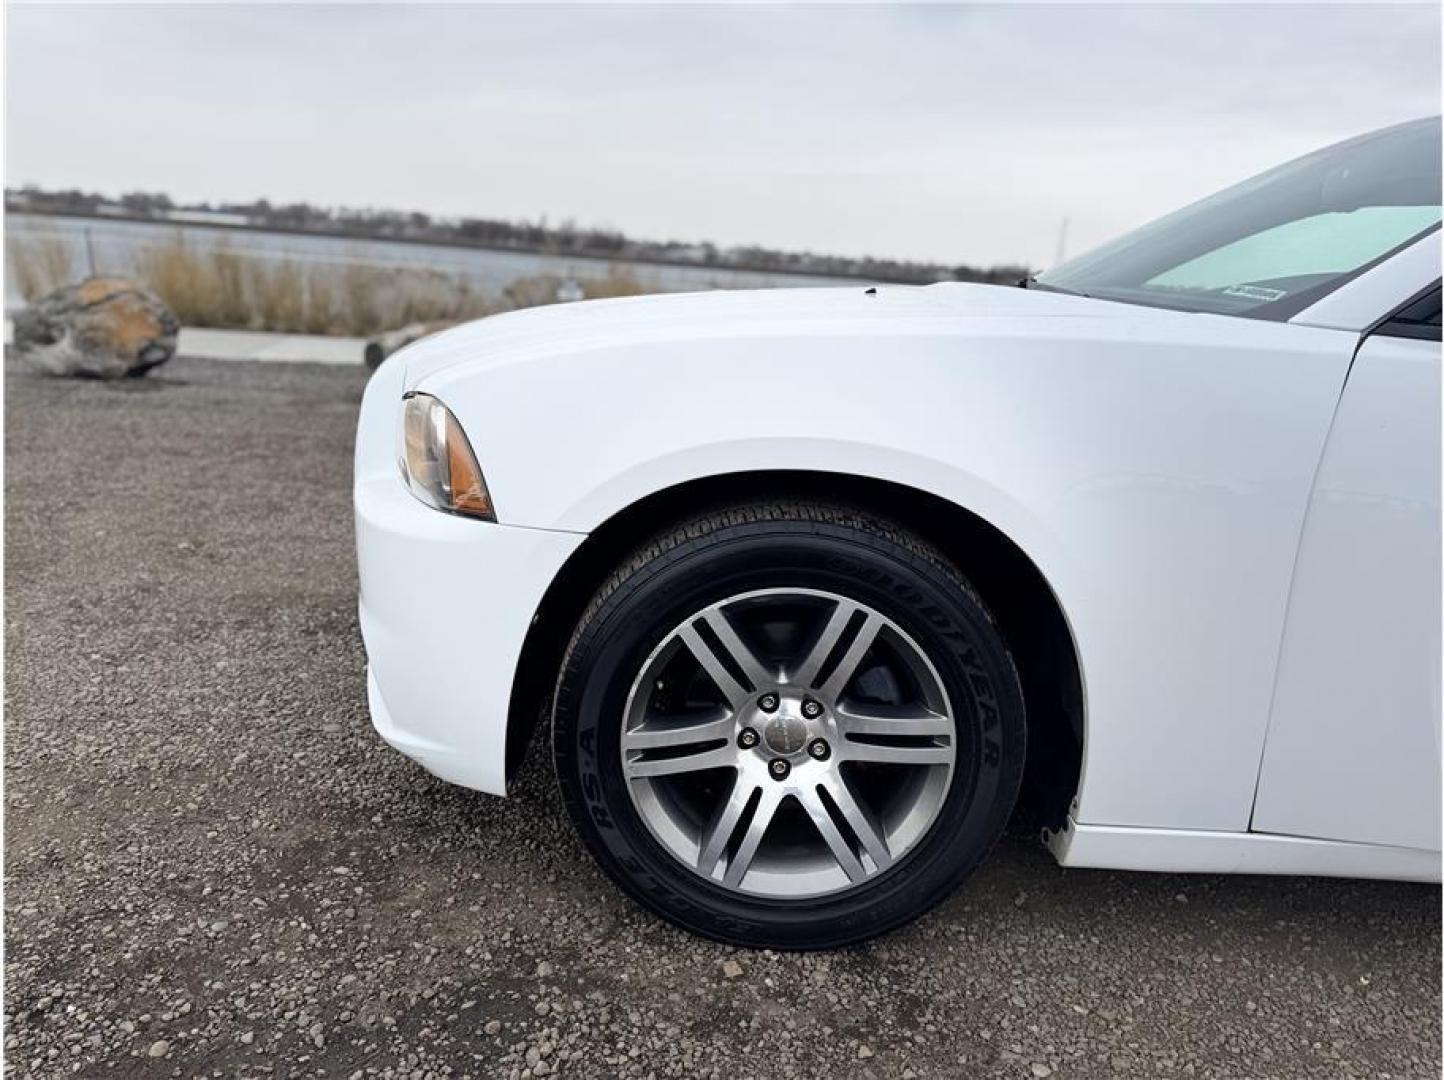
[5,213,869,308]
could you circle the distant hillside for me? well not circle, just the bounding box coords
[4,185,1029,287]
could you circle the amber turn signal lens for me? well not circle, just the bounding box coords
[399,393,496,521]
[445,411,493,517]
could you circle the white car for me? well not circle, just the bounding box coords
[355,118,1441,947]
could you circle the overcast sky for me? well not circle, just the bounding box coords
[5,3,1440,268]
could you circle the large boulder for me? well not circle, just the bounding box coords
[12,277,180,379]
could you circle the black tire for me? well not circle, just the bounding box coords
[551,501,1026,949]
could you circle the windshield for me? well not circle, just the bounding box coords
[1036,117,1442,320]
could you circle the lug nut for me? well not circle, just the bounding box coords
[737,727,759,749]
[801,698,823,719]
[758,693,779,713]
[808,738,830,761]
[768,758,791,780]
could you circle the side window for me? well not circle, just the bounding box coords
[1377,285,1442,342]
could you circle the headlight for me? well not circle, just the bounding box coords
[399,392,495,521]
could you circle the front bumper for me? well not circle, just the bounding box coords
[356,473,582,794]
[354,356,583,795]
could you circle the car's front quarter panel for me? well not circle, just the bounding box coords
[353,347,583,794]
[417,295,1357,831]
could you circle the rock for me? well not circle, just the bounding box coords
[1030,1064,1053,1078]
[484,1020,503,1036]
[12,277,179,379]
[146,1040,169,1058]
[721,959,743,979]
[535,961,555,978]
[858,1044,875,1060]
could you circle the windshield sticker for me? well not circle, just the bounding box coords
[1222,284,1288,303]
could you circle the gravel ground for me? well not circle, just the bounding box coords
[4,355,1440,1079]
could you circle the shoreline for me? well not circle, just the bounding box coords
[6,208,913,286]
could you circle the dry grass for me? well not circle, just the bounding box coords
[127,239,502,336]
[503,264,648,310]
[7,237,75,301]
[585,264,647,299]
[10,234,656,336]
[304,272,337,335]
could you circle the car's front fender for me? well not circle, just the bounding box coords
[413,309,1356,834]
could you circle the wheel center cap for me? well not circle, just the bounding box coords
[763,714,808,755]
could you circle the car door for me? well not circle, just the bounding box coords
[1251,284,1442,851]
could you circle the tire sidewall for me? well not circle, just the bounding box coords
[553,519,1024,948]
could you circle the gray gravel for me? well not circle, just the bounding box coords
[5,355,1440,1079]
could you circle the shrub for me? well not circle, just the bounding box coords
[12,233,658,336]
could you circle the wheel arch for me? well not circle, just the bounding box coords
[505,470,1085,827]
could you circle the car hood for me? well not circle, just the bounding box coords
[400,281,1176,390]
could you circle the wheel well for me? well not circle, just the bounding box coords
[505,471,1083,827]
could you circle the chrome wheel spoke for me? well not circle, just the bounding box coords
[842,741,953,766]
[789,598,858,689]
[624,745,737,779]
[722,787,784,889]
[796,784,867,882]
[699,609,774,690]
[816,609,883,701]
[835,704,953,739]
[678,609,771,709]
[622,710,734,751]
[819,773,892,871]
[697,775,759,879]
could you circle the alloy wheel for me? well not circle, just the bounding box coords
[620,587,957,898]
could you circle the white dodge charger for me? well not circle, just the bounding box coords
[355,118,1441,947]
